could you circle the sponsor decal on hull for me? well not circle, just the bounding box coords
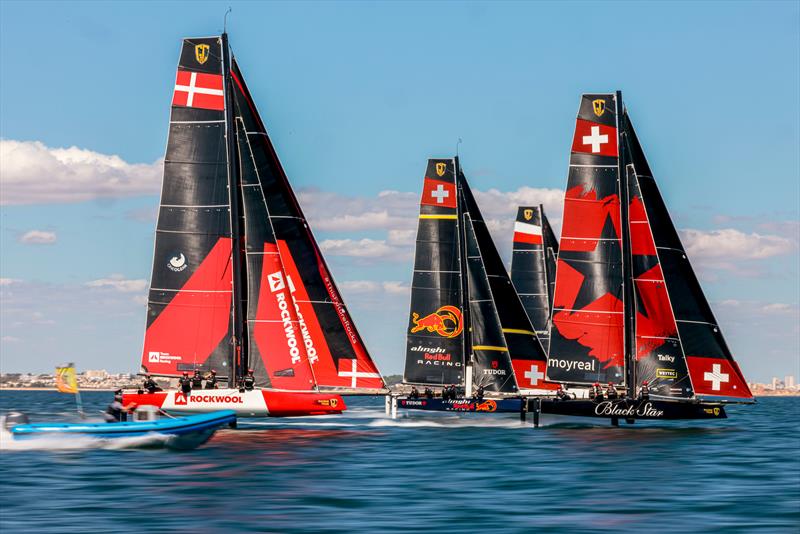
[594,400,664,418]
[167,389,269,416]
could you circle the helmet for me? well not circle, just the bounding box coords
[145,374,151,378]
[211,369,216,374]
[608,382,614,386]
[194,369,200,374]
[182,371,189,376]
[248,369,254,374]
[642,380,649,385]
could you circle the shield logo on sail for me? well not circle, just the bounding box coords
[523,209,534,221]
[713,407,720,416]
[435,162,447,177]
[592,99,606,117]
[195,44,210,65]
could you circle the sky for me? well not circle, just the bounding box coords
[0,0,798,382]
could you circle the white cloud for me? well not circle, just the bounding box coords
[85,275,148,293]
[19,230,57,244]
[1,336,21,343]
[681,228,794,260]
[0,278,21,286]
[339,280,409,295]
[0,140,161,205]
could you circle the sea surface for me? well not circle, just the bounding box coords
[0,391,798,533]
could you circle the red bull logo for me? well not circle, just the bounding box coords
[475,400,497,412]
[410,305,463,338]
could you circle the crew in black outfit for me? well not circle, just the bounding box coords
[475,385,485,401]
[142,374,161,394]
[104,389,136,422]
[556,384,571,401]
[606,382,618,400]
[424,387,434,399]
[205,370,218,389]
[410,386,419,399]
[640,380,650,400]
[242,369,256,391]
[178,371,192,395]
[191,370,204,389]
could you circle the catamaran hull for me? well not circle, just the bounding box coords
[122,389,345,417]
[538,398,727,420]
[397,397,524,413]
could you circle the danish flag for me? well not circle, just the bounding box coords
[172,70,224,111]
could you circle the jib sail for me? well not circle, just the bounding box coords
[405,159,466,386]
[510,205,559,353]
[229,59,384,392]
[460,174,552,393]
[548,94,626,386]
[141,37,234,379]
[624,114,752,400]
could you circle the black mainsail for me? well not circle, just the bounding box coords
[510,206,559,353]
[141,34,384,393]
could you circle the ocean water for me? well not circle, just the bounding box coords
[0,391,798,533]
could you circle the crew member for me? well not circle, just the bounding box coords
[556,384,570,401]
[104,390,136,423]
[475,385,485,401]
[205,370,218,390]
[589,383,597,400]
[142,374,161,394]
[178,371,192,395]
[606,382,618,400]
[424,387,434,399]
[640,380,650,400]
[410,386,419,399]
[191,370,204,389]
[593,383,604,402]
[242,369,256,391]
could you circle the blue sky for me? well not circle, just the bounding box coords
[1,1,798,382]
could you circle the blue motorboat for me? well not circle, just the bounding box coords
[4,407,236,450]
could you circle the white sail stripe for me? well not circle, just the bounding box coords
[150,288,232,293]
[242,183,261,187]
[470,299,492,303]
[269,215,304,220]
[656,246,686,253]
[414,269,461,274]
[560,236,620,241]
[170,120,225,124]
[676,319,719,326]
[569,164,617,168]
[553,308,623,314]
[161,203,229,208]
[246,131,269,136]
[513,221,543,236]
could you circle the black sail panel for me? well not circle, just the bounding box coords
[460,173,552,392]
[548,94,626,386]
[510,206,559,353]
[141,36,233,378]
[463,216,517,393]
[625,114,752,400]
[405,159,465,385]
[230,60,384,391]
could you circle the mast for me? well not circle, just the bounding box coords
[455,157,473,395]
[616,91,637,396]
[221,32,245,387]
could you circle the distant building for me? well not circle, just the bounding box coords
[84,369,109,380]
[786,375,796,389]
[771,377,780,390]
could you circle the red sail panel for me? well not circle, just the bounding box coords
[251,243,316,391]
[142,238,233,375]
[277,240,383,389]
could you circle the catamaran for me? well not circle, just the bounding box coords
[123,33,385,417]
[393,158,556,416]
[510,205,559,353]
[539,92,754,422]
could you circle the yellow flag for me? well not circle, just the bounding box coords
[55,364,78,394]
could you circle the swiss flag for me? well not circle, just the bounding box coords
[512,360,559,390]
[172,70,225,111]
[421,178,456,209]
[571,118,618,157]
[686,356,753,399]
